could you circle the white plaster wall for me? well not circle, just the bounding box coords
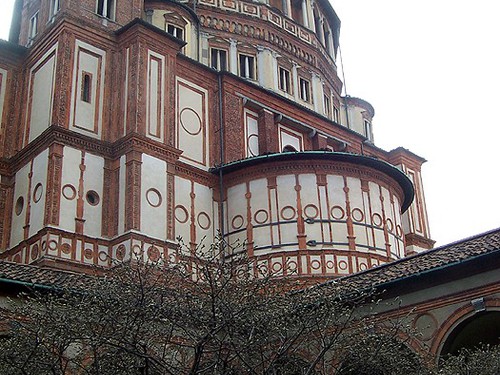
[244,109,259,157]
[70,40,106,138]
[194,183,215,246]
[59,147,81,233]
[226,183,247,249]
[299,174,322,245]
[118,155,126,234]
[176,78,209,168]
[83,153,104,237]
[28,45,57,143]
[10,163,30,247]
[327,175,348,248]
[276,175,297,245]
[141,154,167,240]
[28,149,49,237]
[249,178,270,249]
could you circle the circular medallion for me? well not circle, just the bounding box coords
[115,245,126,260]
[280,206,296,221]
[304,204,319,219]
[33,183,43,203]
[146,188,162,208]
[371,213,383,227]
[86,190,100,206]
[254,209,269,224]
[311,260,322,270]
[31,244,39,260]
[330,205,345,220]
[61,243,72,255]
[62,184,77,200]
[231,215,244,230]
[197,212,211,230]
[351,208,365,222]
[180,108,202,136]
[147,246,161,262]
[174,205,189,223]
[98,251,108,262]
[84,248,94,260]
[15,196,24,216]
[386,218,394,232]
[338,260,348,271]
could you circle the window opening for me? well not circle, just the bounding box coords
[96,0,115,19]
[239,54,255,80]
[324,95,331,118]
[299,78,310,102]
[81,72,92,103]
[29,12,39,41]
[211,48,227,71]
[167,24,184,40]
[278,67,291,93]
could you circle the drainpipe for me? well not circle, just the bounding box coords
[217,74,225,239]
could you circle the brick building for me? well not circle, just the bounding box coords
[0,0,498,363]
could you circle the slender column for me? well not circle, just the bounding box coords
[124,150,142,231]
[229,39,238,75]
[301,0,309,28]
[292,62,299,101]
[271,52,279,90]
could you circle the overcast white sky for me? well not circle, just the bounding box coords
[0,0,498,246]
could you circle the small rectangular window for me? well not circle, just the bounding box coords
[364,120,373,141]
[324,95,330,118]
[29,12,38,41]
[210,48,227,71]
[239,54,255,80]
[167,24,184,40]
[278,67,291,93]
[96,0,115,19]
[299,77,310,102]
[81,72,92,103]
[50,0,61,17]
[333,106,340,123]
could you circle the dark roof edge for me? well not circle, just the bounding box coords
[115,18,187,47]
[334,227,500,288]
[210,151,414,212]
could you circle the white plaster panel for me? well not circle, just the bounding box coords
[59,147,80,233]
[141,154,167,239]
[250,178,270,249]
[70,40,106,138]
[174,176,192,245]
[244,109,259,157]
[176,78,208,168]
[0,69,7,128]
[278,124,303,151]
[83,152,104,237]
[10,163,30,247]
[299,174,322,246]
[146,51,165,141]
[226,183,247,248]
[194,182,214,245]
[118,155,126,235]
[28,45,57,142]
[276,175,298,245]
[28,149,49,237]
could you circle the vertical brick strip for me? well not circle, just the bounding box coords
[258,108,278,154]
[102,158,120,237]
[44,143,64,226]
[125,150,142,231]
[0,176,14,250]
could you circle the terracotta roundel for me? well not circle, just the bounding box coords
[146,188,162,208]
[351,208,364,222]
[62,184,77,200]
[147,246,161,262]
[304,204,319,219]
[180,108,203,136]
[174,205,189,223]
[197,212,211,230]
[33,183,43,203]
[330,205,345,220]
[280,206,296,221]
[115,245,126,260]
[231,215,244,230]
[371,213,383,227]
[254,209,269,224]
[61,243,72,255]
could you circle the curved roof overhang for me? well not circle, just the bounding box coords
[210,151,414,212]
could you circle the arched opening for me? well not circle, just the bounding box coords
[282,145,298,153]
[441,311,500,357]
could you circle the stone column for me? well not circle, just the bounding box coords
[229,39,238,75]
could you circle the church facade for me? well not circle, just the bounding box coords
[0,0,497,363]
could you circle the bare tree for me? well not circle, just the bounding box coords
[0,237,443,374]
